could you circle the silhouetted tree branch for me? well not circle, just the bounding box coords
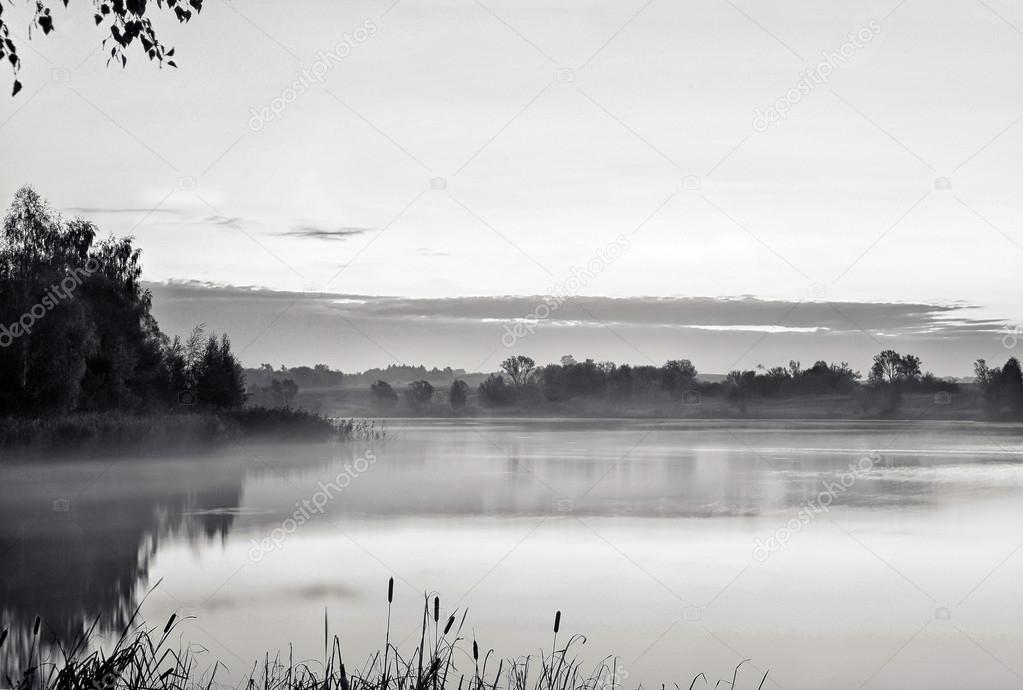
[1,0,204,96]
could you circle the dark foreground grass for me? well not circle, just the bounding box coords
[0,580,768,690]
[0,409,385,456]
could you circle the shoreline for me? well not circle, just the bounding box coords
[0,409,381,458]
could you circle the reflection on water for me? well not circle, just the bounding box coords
[0,453,245,671]
[2,420,1023,689]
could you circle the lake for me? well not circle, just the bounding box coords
[2,419,1022,689]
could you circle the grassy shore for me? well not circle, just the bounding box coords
[0,409,385,456]
[0,581,768,690]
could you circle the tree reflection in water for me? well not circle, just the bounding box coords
[0,452,247,675]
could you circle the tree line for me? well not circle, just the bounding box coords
[0,186,244,417]
[367,351,1022,419]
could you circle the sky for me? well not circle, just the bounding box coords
[2,0,1022,374]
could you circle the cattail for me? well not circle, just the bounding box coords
[434,596,440,623]
[443,615,455,635]
[0,629,6,649]
[388,577,394,603]
[472,640,479,661]
[32,616,40,635]
[553,611,561,634]
[163,614,176,634]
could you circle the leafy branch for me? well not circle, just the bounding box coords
[0,0,203,96]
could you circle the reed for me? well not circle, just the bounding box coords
[0,584,768,690]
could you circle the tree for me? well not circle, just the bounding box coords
[724,369,756,412]
[0,186,261,416]
[278,379,299,406]
[0,186,186,414]
[869,350,922,385]
[867,350,921,414]
[869,350,901,384]
[478,374,516,406]
[1001,358,1023,413]
[79,234,168,410]
[0,187,96,414]
[191,333,245,408]
[2,0,204,96]
[405,380,434,410]
[608,363,634,399]
[563,358,605,397]
[897,354,922,381]
[449,379,468,410]
[540,364,567,401]
[977,357,1023,418]
[661,359,697,400]
[370,380,397,408]
[974,359,992,385]
[248,378,299,408]
[794,360,859,394]
[500,355,536,389]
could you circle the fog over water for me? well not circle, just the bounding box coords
[3,420,1022,690]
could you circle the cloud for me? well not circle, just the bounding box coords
[202,215,243,229]
[146,282,1003,337]
[63,207,248,230]
[63,207,182,217]
[277,225,374,240]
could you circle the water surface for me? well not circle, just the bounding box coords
[2,420,1022,689]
